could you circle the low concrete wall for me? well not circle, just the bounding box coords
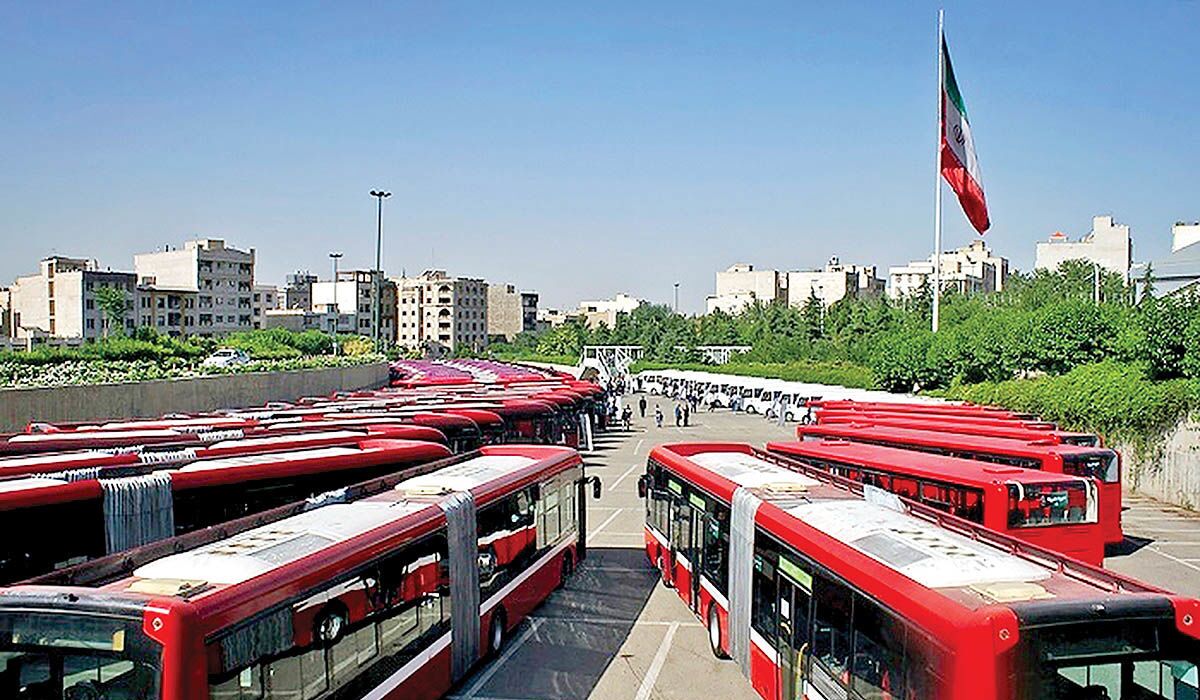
[1119,417,1200,510]
[0,362,390,432]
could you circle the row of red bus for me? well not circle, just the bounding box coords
[0,361,611,700]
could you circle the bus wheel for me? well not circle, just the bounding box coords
[708,605,729,659]
[558,551,575,589]
[487,608,507,656]
[315,605,349,645]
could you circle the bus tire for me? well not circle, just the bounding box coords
[314,604,349,646]
[558,550,575,589]
[487,608,507,656]
[708,604,729,659]
[745,405,756,415]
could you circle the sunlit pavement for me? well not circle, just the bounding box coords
[451,394,1200,699]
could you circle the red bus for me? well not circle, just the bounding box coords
[765,439,1104,564]
[0,445,601,700]
[0,438,451,584]
[636,443,1200,700]
[0,421,447,457]
[814,412,1100,446]
[812,399,1039,421]
[797,422,1124,545]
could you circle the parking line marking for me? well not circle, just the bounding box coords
[609,463,643,492]
[634,622,680,700]
[589,509,624,540]
[457,619,542,699]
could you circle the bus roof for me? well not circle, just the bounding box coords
[766,439,1091,489]
[651,443,1160,624]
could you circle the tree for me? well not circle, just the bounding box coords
[801,289,824,340]
[94,286,130,338]
[1139,264,1157,304]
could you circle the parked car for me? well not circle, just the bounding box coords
[201,348,251,368]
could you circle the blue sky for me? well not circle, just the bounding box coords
[2,1,1196,312]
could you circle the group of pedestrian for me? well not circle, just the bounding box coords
[635,392,693,430]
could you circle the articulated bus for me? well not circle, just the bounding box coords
[0,445,600,700]
[0,439,451,584]
[765,439,1104,564]
[637,443,1200,700]
[796,423,1124,545]
[0,422,447,457]
[813,412,1101,447]
[812,400,1039,421]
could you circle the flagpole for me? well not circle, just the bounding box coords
[932,8,945,333]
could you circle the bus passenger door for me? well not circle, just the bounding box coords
[776,573,813,700]
[669,501,694,603]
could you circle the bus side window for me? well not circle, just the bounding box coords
[701,502,731,595]
[750,554,776,639]
[851,595,907,700]
[811,574,853,684]
[891,477,918,500]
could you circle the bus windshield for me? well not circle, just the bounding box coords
[1063,452,1120,484]
[1007,482,1094,529]
[1020,618,1200,700]
[0,611,160,700]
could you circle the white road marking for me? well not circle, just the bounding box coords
[634,622,680,700]
[609,462,643,492]
[458,619,542,699]
[588,509,624,540]
[1146,546,1200,574]
[635,438,645,453]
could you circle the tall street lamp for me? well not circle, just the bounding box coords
[369,190,391,350]
[673,282,680,313]
[329,251,343,353]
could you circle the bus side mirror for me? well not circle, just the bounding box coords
[592,477,602,500]
[637,475,648,499]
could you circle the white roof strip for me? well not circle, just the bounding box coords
[689,451,820,489]
[398,454,536,493]
[0,477,70,493]
[785,500,1049,589]
[206,431,364,449]
[134,501,428,585]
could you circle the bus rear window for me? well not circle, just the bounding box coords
[1064,452,1120,483]
[0,611,161,700]
[1019,618,1200,700]
[1007,482,1093,528]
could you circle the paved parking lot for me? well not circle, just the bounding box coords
[453,394,1200,699]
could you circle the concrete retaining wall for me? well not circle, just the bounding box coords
[1119,417,1200,510]
[0,362,390,432]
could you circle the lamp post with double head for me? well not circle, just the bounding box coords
[329,251,343,354]
[369,190,391,351]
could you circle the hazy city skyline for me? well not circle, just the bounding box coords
[2,2,1196,313]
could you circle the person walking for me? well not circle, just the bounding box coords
[622,405,633,431]
[682,402,690,427]
[674,404,683,427]
[654,405,664,428]
[639,395,648,419]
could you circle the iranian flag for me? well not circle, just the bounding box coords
[941,37,990,234]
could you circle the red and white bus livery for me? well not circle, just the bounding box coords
[0,445,600,700]
[765,439,1104,564]
[637,443,1199,700]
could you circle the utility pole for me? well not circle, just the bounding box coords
[369,190,391,351]
[329,251,343,354]
[673,282,680,313]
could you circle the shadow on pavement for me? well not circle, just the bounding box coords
[453,546,656,699]
[1107,534,1154,558]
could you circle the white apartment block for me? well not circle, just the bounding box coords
[1035,215,1133,281]
[889,240,1008,299]
[705,264,783,314]
[134,239,255,336]
[394,270,488,353]
[578,293,644,329]
[311,270,397,342]
[487,283,539,341]
[8,257,139,340]
[251,285,281,329]
[785,257,885,308]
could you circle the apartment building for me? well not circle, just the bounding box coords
[311,270,397,342]
[1035,215,1133,282]
[135,285,198,337]
[134,239,255,336]
[785,257,885,308]
[705,264,784,314]
[251,284,281,329]
[8,257,138,340]
[282,272,317,310]
[889,240,1008,299]
[578,293,644,329]
[394,270,488,353]
[487,283,539,341]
